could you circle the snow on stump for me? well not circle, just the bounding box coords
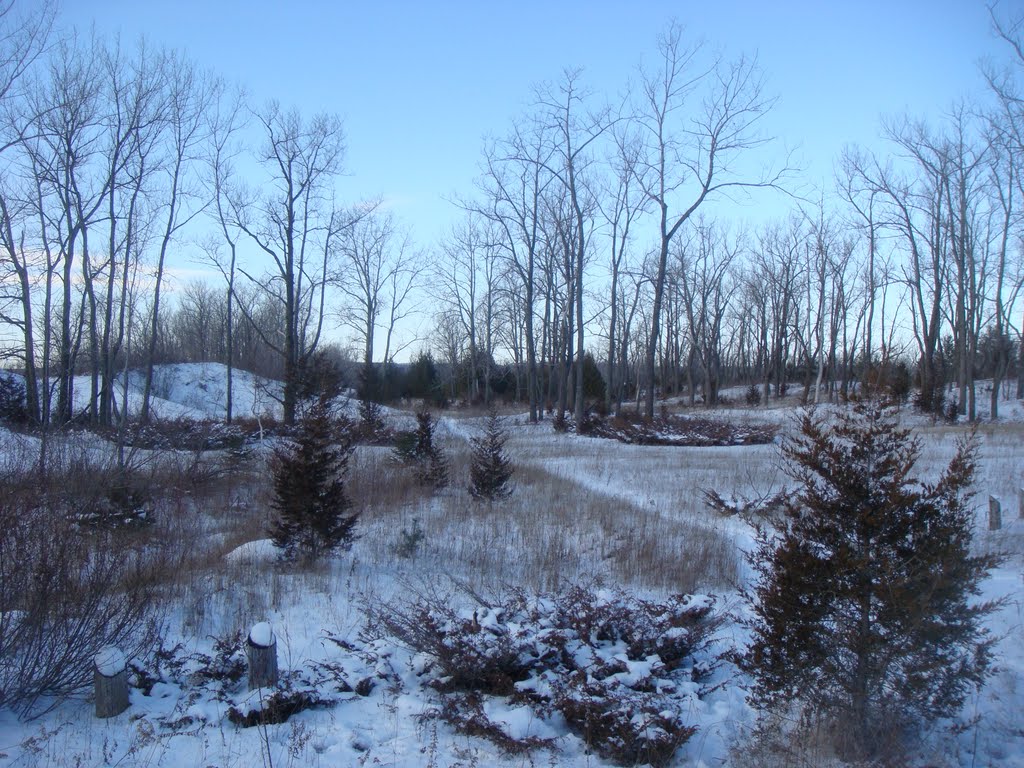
[94,646,128,718]
[988,496,1002,531]
[246,622,278,690]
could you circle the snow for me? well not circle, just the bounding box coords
[1,365,1022,766]
[94,646,126,677]
[225,538,279,564]
[248,621,275,648]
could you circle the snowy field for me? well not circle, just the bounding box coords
[0,364,1022,767]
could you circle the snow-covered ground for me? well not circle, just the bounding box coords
[0,363,1022,767]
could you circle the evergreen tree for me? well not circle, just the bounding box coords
[269,397,358,560]
[745,401,1001,760]
[581,351,606,402]
[469,410,513,501]
[0,374,27,425]
[394,411,450,490]
[405,351,442,404]
[293,349,345,407]
[357,363,384,433]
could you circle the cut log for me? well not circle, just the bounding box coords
[94,646,128,718]
[988,496,1002,531]
[246,622,278,690]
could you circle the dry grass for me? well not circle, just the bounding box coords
[348,432,740,594]
[901,422,1024,561]
[105,412,1022,648]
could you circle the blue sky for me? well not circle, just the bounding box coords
[61,0,1009,245]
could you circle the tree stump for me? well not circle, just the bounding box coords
[246,622,278,690]
[988,496,1002,531]
[94,646,128,718]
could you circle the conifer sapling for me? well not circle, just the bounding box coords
[744,400,1002,760]
[469,410,513,501]
[400,410,449,489]
[269,396,358,560]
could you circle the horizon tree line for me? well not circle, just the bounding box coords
[0,1,1022,462]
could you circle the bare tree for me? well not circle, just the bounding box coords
[597,128,647,414]
[859,113,991,418]
[95,40,162,427]
[139,54,217,423]
[0,0,55,424]
[493,264,527,401]
[522,69,609,428]
[435,211,500,402]
[674,219,739,407]
[839,148,885,374]
[753,220,802,403]
[986,89,1024,414]
[475,121,555,422]
[23,35,110,426]
[854,126,948,413]
[987,3,1024,405]
[333,202,420,380]
[634,21,785,418]
[203,83,247,422]
[231,102,345,425]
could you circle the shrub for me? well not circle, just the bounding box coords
[744,401,1002,762]
[404,351,445,405]
[582,411,777,447]
[227,676,334,727]
[431,693,556,756]
[886,360,912,402]
[468,410,513,501]
[133,633,340,729]
[269,397,358,561]
[393,517,426,559]
[0,491,163,716]
[944,396,960,423]
[118,417,253,453]
[367,584,722,766]
[74,476,155,530]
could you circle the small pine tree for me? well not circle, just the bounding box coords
[581,352,606,402]
[744,383,762,406]
[294,349,345,407]
[745,400,1001,761]
[405,351,444,405]
[404,411,449,490]
[357,363,385,434]
[469,410,513,501]
[269,397,358,561]
[0,373,27,424]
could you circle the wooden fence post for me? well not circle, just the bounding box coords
[988,496,1002,531]
[246,622,278,690]
[94,646,129,718]
[1018,487,1023,520]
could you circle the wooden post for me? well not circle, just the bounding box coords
[246,622,278,690]
[1019,487,1023,520]
[94,646,129,718]
[988,496,1002,531]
